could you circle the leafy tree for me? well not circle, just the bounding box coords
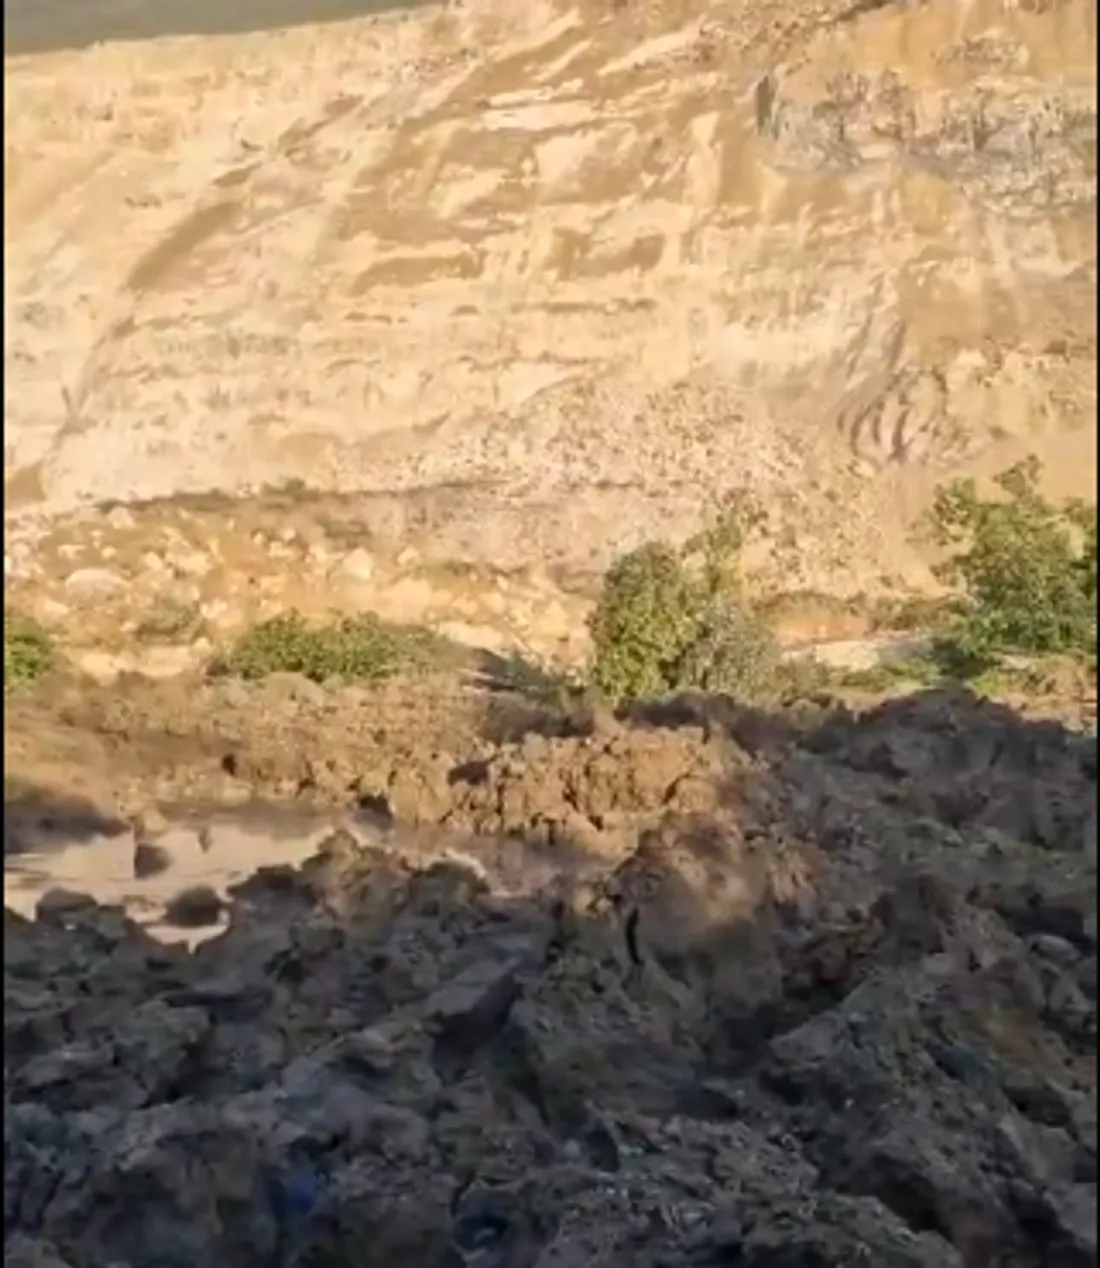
[923,456,1096,660]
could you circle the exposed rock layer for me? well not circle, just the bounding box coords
[5,0,1097,593]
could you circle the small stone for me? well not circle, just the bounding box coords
[163,885,224,929]
[35,888,98,922]
[62,567,127,602]
[342,1025,398,1074]
[1027,932,1082,968]
[132,806,170,841]
[36,598,71,623]
[336,547,375,584]
[426,957,523,1046]
[133,842,174,880]
[265,671,328,708]
[315,829,360,862]
[71,651,126,684]
[105,505,136,530]
[197,824,214,853]
[170,550,213,577]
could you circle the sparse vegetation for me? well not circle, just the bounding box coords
[922,456,1097,669]
[211,611,451,685]
[835,652,947,694]
[134,595,206,644]
[865,592,955,636]
[587,493,786,705]
[4,615,55,691]
[482,647,582,710]
[586,459,1098,708]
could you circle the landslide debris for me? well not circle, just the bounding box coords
[4,689,1097,1268]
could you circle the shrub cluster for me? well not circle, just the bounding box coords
[5,458,1094,704]
[586,493,783,705]
[213,611,447,685]
[4,617,54,691]
[587,457,1097,706]
[922,456,1096,664]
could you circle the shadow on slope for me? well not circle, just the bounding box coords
[4,687,1097,1268]
[3,775,128,857]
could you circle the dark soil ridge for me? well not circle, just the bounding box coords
[4,687,1097,1268]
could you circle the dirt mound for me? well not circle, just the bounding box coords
[5,689,1096,1268]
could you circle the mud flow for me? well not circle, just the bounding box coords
[5,679,1097,1268]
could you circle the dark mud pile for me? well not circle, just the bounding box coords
[5,689,1097,1268]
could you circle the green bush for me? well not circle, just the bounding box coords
[4,617,55,691]
[587,543,701,703]
[213,611,447,685]
[923,456,1097,662]
[675,593,782,699]
[587,493,781,705]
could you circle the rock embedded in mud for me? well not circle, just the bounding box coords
[132,840,174,879]
[33,888,98,923]
[163,884,225,929]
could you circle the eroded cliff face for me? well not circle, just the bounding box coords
[4,0,1096,594]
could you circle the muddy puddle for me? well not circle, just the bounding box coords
[2,799,386,945]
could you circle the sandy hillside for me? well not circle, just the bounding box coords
[4,0,1096,615]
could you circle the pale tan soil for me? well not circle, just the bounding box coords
[5,0,1097,619]
[3,481,956,679]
